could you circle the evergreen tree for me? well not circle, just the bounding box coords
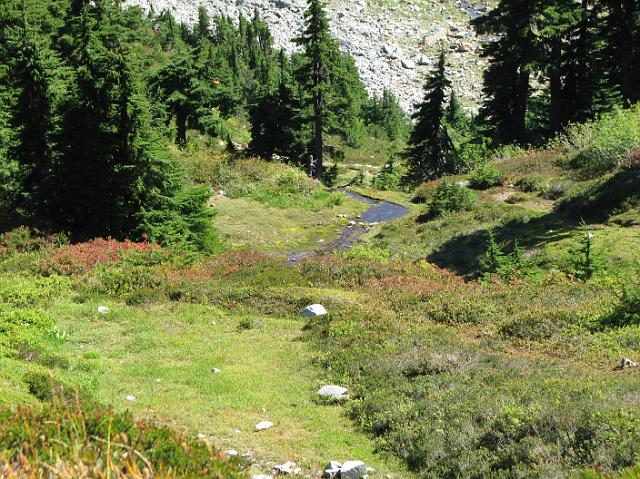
[294,0,338,180]
[472,0,538,144]
[604,0,640,105]
[249,49,297,159]
[536,0,607,133]
[405,50,455,183]
[8,10,58,224]
[151,51,198,145]
[445,90,467,130]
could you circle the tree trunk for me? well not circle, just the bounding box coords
[176,107,187,146]
[549,37,562,134]
[313,90,323,180]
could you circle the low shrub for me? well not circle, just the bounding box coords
[515,176,545,193]
[40,239,160,277]
[565,105,640,176]
[0,399,242,478]
[598,278,640,329]
[428,180,477,218]
[468,163,505,190]
[542,180,573,200]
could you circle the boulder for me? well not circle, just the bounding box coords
[302,304,327,317]
[273,461,301,475]
[255,420,274,431]
[323,461,343,479]
[340,461,367,479]
[618,357,637,370]
[401,59,415,69]
[317,385,349,399]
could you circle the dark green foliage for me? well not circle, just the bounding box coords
[372,159,402,191]
[294,0,339,179]
[468,162,505,190]
[405,50,456,183]
[599,276,640,329]
[445,90,467,130]
[362,89,408,141]
[472,0,537,144]
[0,0,221,252]
[428,180,476,218]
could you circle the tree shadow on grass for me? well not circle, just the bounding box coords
[426,210,579,278]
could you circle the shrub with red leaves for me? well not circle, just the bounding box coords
[40,239,159,276]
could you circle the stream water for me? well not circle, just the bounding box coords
[285,191,409,264]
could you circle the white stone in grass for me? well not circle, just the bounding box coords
[255,421,274,431]
[97,306,110,315]
[302,304,327,318]
[197,433,206,440]
[619,357,637,370]
[317,385,349,399]
[273,461,298,475]
[340,461,367,479]
[323,461,342,479]
[212,368,222,374]
[125,395,136,402]
[226,449,239,456]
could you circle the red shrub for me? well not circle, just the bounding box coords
[41,238,159,276]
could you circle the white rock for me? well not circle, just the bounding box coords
[212,368,222,374]
[255,420,274,431]
[273,461,298,475]
[619,358,637,369]
[97,306,110,315]
[401,59,415,69]
[226,449,239,456]
[125,395,136,402]
[323,461,343,479]
[197,433,206,440]
[302,304,327,317]
[340,461,367,479]
[317,385,349,399]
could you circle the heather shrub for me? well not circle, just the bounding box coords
[468,162,505,190]
[40,239,160,276]
[428,180,477,218]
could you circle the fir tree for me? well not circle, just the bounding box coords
[604,0,640,105]
[294,0,338,180]
[472,0,537,144]
[405,50,455,183]
[445,90,467,130]
[9,10,58,224]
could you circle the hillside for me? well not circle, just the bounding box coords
[124,0,495,110]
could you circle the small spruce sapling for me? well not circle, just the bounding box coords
[570,221,603,280]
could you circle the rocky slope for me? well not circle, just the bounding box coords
[125,0,495,111]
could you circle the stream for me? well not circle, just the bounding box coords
[285,191,409,264]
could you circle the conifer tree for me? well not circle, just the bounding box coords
[294,0,338,180]
[405,50,455,183]
[604,0,640,105]
[472,0,537,144]
[9,10,58,224]
[445,90,466,130]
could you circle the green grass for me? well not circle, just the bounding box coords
[213,194,367,254]
[53,299,404,476]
